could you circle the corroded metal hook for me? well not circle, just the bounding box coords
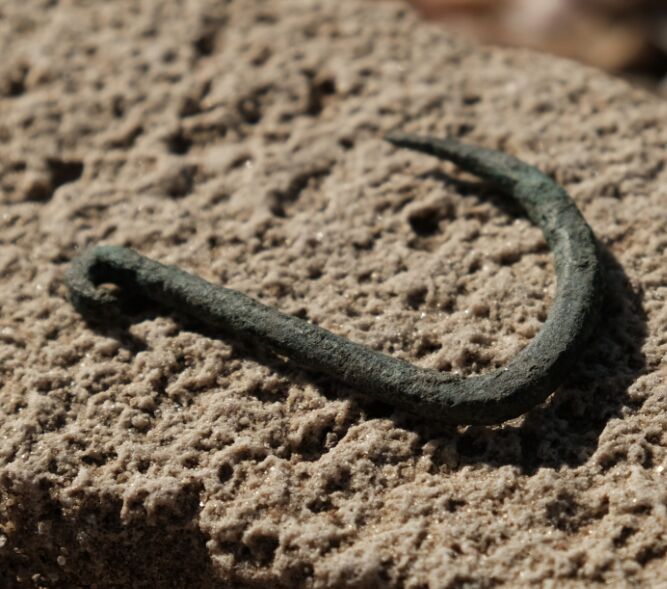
[66,132,603,425]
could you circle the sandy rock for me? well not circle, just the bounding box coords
[0,0,666,587]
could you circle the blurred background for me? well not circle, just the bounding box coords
[389,0,667,96]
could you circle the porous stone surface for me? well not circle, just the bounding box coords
[1,0,666,587]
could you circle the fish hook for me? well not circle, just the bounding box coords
[66,132,603,425]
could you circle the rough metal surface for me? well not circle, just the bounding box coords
[66,134,603,425]
[1,0,666,587]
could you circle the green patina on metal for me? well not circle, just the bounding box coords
[66,132,604,425]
